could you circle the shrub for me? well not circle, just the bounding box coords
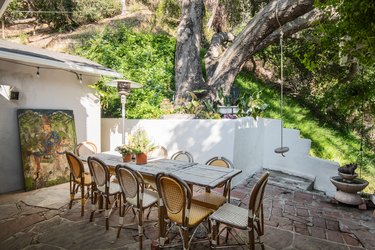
[76,24,176,118]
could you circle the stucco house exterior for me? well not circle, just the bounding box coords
[0,40,122,193]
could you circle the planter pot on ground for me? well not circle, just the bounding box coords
[136,153,147,165]
[122,154,132,162]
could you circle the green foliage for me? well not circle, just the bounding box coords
[4,0,120,31]
[237,91,268,119]
[76,24,176,118]
[156,0,180,20]
[2,0,27,23]
[258,28,374,145]
[115,144,132,155]
[73,0,121,25]
[29,0,76,31]
[128,128,155,154]
[318,0,375,66]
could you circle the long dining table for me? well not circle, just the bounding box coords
[83,151,242,246]
[87,152,242,189]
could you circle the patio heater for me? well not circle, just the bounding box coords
[106,80,142,144]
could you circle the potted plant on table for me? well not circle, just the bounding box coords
[128,128,155,165]
[115,144,133,162]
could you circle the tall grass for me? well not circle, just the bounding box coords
[236,72,375,193]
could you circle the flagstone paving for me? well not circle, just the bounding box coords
[0,169,374,249]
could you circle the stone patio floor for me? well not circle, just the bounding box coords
[0,169,374,249]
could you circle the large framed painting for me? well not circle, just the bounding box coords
[17,109,77,191]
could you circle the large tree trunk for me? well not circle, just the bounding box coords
[174,0,205,105]
[174,0,322,104]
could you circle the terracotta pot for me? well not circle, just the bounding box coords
[136,153,147,165]
[122,154,132,162]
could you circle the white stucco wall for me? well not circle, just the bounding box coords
[0,60,101,193]
[101,117,339,195]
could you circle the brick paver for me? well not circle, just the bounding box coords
[326,229,344,243]
[309,226,326,239]
[326,219,340,231]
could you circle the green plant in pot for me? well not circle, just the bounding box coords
[128,128,155,165]
[115,144,133,162]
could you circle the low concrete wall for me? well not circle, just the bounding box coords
[102,117,338,196]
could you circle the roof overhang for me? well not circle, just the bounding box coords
[0,40,123,78]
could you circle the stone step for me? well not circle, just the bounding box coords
[256,169,315,191]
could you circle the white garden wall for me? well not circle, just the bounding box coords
[0,60,101,193]
[101,117,338,196]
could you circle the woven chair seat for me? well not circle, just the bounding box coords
[97,182,121,195]
[192,191,226,210]
[210,203,250,230]
[126,189,158,208]
[74,172,92,185]
[168,203,212,227]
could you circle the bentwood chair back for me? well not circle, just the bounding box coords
[88,156,121,230]
[156,173,212,250]
[65,151,92,216]
[116,165,158,249]
[192,156,234,210]
[210,171,270,249]
[75,141,97,158]
[75,141,98,172]
[148,145,168,159]
[171,150,194,162]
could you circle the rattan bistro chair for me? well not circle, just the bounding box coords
[75,141,98,172]
[65,152,92,216]
[156,173,212,250]
[171,150,194,163]
[115,165,158,249]
[148,145,168,159]
[88,156,121,230]
[75,141,97,158]
[192,157,234,210]
[210,171,270,250]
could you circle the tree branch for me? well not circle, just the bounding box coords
[206,0,319,99]
[204,32,235,79]
[253,8,324,54]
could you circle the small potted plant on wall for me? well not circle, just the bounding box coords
[115,144,133,162]
[128,128,155,165]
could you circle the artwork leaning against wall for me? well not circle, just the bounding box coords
[17,109,77,191]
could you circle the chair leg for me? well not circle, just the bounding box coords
[146,206,152,219]
[138,208,143,250]
[248,229,255,250]
[69,182,76,209]
[225,228,230,243]
[210,220,218,249]
[117,203,126,238]
[90,192,97,222]
[216,222,220,246]
[80,184,84,216]
[182,228,189,250]
[105,195,110,230]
